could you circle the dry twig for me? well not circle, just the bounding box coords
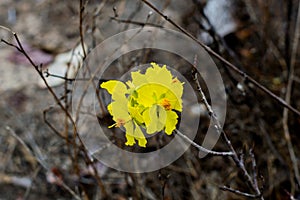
[175,129,234,157]
[192,59,264,199]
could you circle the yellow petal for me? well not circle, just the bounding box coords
[146,63,173,86]
[165,110,178,135]
[167,95,183,112]
[100,80,127,101]
[110,101,131,122]
[131,70,147,86]
[138,63,184,111]
[170,78,184,98]
[124,121,136,146]
[107,103,113,115]
[100,80,122,94]
[162,91,182,111]
[142,108,150,127]
[135,84,157,107]
[125,135,135,146]
[133,122,147,147]
[145,63,184,111]
[124,121,147,147]
[128,106,144,124]
[143,105,166,134]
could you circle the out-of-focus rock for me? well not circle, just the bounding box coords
[38,43,86,88]
[204,0,238,37]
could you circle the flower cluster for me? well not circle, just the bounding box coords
[100,62,184,147]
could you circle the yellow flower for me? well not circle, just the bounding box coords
[100,62,184,147]
[101,81,147,147]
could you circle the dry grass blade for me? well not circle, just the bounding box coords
[282,0,300,191]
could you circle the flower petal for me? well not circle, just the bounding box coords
[170,78,184,98]
[165,110,178,135]
[128,106,144,124]
[110,101,131,123]
[100,80,128,101]
[146,63,173,85]
[131,70,147,86]
[124,121,135,146]
[133,122,147,147]
[107,103,113,115]
[163,90,183,111]
[143,105,166,134]
[135,84,158,107]
[124,121,147,147]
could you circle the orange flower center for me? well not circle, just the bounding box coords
[116,118,126,127]
[160,98,171,110]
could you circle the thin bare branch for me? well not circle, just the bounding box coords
[249,148,259,189]
[43,107,67,139]
[220,186,261,199]
[192,56,263,199]
[79,0,87,58]
[110,16,164,28]
[175,129,234,156]
[140,0,300,117]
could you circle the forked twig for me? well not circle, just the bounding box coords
[191,56,263,199]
